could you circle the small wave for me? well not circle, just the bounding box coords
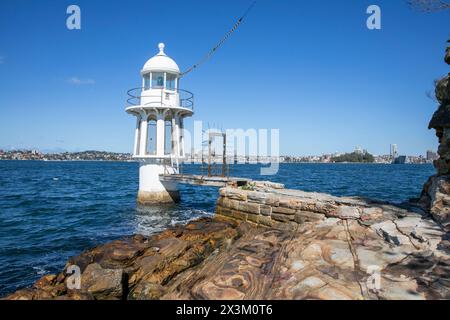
[32,265,47,276]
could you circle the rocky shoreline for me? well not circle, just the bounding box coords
[4,182,449,300]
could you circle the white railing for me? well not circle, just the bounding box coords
[126,87,194,110]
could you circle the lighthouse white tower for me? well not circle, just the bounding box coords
[126,43,194,204]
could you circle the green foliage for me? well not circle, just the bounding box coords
[331,151,375,163]
[240,182,256,190]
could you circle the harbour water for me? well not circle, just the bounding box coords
[0,161,434,296]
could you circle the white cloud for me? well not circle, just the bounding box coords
[67,77,95,85]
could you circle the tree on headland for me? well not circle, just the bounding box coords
[406,0,450,12]
[331,151,375,163]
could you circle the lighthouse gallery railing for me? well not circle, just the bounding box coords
[126,87,194,110]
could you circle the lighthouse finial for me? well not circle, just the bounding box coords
[158,43,165,55]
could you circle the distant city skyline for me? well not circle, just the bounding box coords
[0,1,448,155]
[0,144,435,158]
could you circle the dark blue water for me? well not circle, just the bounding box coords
[0,161,434,296]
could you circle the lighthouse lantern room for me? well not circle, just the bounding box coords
[126,43,194,204]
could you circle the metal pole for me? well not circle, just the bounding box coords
[222,133,226,177]
[208,133,212,177]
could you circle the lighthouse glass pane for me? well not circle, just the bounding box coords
[166,73,176,90]
[143,74,150,90]
[147,120,157,155]
[151,72,164,88]
[164,120,172,155]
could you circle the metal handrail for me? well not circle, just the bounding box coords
[126,87,194,110]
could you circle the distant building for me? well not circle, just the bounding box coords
[426,149,439,161]
[393,155,407,164]
[390,144,398,162]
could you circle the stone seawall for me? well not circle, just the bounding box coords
[216,182,387,229]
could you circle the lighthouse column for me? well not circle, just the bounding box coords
[156,112,165,156]
[139,112,148,156]
[173,115,179,157]
[127,43,192,206]
[133,116,141,156]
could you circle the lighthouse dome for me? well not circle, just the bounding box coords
[142,43,180,74]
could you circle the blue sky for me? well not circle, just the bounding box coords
[0,0,449,156]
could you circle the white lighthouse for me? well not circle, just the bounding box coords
[126,43,194,204]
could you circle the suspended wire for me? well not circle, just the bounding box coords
[407,0,450,12]
[180,1,257,77]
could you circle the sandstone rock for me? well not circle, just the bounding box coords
[429,104,450,130]
[220,188,247,201]
[217,197,240,211]
[253,181,285,189]
[427,175,450,229]
[378,278,425,300]
[290,276,326,295]
[435,75,450,105]
[246,213,260,224]
[247,191,268,203]
[313,286,357,300]
[129,282,165,300]
[81,263,123,300]
[370,221,411,246]
[360,207,384,221]
[272,206,296,215]
[54,291,94,300]
[216,205,232,218]
[34,274,57,289]
[4,289,35,300]
[271,212,294,222]
[4,187,449,301]
[294,210,325,223]
[260,204,272,216]
[258,215,274,227]
[238,201,261,214]
[331,206,360,219]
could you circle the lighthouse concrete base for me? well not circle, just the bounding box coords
[137,190,180,205]
[137,161,180,205]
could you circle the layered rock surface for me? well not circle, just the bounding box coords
[420,41,450,230]
[5,184,449,300]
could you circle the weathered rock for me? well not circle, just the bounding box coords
[429,103,450,129]
[435,75,450,105]
[272,212,294,222]
[360,207,384,222]
[331,206,360,219]
[3,189,449,301]
[129,282,165,300]
[81,263,123,300]
[238,201,261,214]
[272,206,296,215]
[446,42,450,65]
[429,175,450,227]
[294,210,325,223]
[370,221,411,246]
[420,42,450,228]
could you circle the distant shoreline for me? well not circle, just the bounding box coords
[0,159,433,165]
